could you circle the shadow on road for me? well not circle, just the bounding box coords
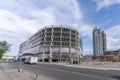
[111,75,120,80]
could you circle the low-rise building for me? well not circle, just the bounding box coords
[104,49,120,61]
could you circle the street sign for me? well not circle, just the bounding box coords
[5,55,9,59]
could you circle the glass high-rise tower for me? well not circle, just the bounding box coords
[93,27,107,56]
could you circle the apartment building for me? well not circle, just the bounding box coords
[93,27,107,56]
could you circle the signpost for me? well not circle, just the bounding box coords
[5,55,9,59]
[5,55,9,63]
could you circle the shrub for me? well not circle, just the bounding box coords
[73,60,79,64]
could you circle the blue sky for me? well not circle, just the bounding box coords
[0,0,120,56]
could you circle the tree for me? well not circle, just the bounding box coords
[0,41,11,59]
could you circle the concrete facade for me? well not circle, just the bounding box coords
[93,27,107,56]
[19,25,82,61]
[104,49,120,55]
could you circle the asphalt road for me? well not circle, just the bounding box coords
[10,62,120,80]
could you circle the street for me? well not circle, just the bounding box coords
[9,62,120,80]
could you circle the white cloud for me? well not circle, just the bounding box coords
[78,25,94,37]
[106,25,120,50]
[94,0,120,11]
[0,0,88,56]
[83,47,93,56]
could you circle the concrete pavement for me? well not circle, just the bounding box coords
[0,62,58,80]
[0,62,35,80]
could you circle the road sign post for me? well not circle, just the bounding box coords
[5,55,9,63]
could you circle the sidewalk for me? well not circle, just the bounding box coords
[39,62,120,71]
[0,63,35,80]
[66,64,120,71]
[0,62,58,80]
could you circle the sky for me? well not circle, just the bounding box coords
[0,0,120,56]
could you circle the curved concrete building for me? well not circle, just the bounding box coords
[19,25,81,61]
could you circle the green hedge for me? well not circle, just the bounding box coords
[112,60,120,62]
[73,60,79,64]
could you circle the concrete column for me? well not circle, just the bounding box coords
[76,32,78,60]
[49,26,53,61]
[49,26,53,62]
[69,28,72,64]
[49,46,52,62]
[42,47,45,62]
[42,27,46,62]
[38,31,41,60]
[59,26,62,62]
